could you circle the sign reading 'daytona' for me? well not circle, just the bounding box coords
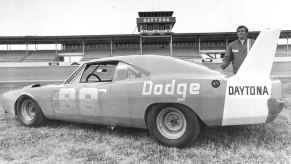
[228,86,269,95]
[137,17,176,23]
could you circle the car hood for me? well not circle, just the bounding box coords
[22,83,60,89]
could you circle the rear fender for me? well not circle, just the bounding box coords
[144,103,204,128]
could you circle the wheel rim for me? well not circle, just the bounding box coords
[21,99,36,122]
[156,107,187,139]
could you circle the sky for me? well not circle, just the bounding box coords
[0,0,291,36]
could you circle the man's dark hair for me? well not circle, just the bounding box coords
[237,25,248,33]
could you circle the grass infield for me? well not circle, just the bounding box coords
[0,78,290,163]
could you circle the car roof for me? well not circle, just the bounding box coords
[86,55,222,77]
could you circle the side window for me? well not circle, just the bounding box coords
[80,62,118,83]
[113,62,146,81]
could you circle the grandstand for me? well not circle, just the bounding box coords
[0,11,291,63]
[23,50,56,62]
[0,50,27,62]
[113,47,140,56]
[143,46,170,56]
[78,44,201,61]
[1,42,291,63]
[276,45,291,57]
[81,49,110,61]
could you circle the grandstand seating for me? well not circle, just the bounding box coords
[81,49,110,61]
[200,44,225,50]
[113,47,140,56]
[276,45,291,56]
[0,51,27,62]
[172,47,201,59]
[60,49,83,53]
[82,46,202,60]
[143,46,170,56]
[23,50,56,62]
[2,44,291,63]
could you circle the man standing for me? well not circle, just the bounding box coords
[220,25,255,74]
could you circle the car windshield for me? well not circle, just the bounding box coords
[65,65,86,84]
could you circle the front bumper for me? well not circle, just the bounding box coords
[266,98,286,123]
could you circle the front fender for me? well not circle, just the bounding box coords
[2,89,24,116]
[2,87,40,117]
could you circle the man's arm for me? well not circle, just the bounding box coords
[220,44,233,70]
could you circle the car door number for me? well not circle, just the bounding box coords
[59,88,77,113]
[79,88,99,115]
[59,88,101,115]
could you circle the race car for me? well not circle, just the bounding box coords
[2,29,285,148]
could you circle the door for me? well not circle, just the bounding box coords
[51,83,111,121]
[51,61,117,123]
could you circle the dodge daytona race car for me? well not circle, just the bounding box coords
[2,29,285,148]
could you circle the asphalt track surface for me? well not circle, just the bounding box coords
[0,62,290,82]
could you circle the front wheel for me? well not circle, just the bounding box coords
[147,104,200,148]
[17,96,47,126]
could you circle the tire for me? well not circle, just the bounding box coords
[16,96,47,126]
[147,104,200,148]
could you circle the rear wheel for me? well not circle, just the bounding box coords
[147,104,200,148]
[17,96,47,126]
